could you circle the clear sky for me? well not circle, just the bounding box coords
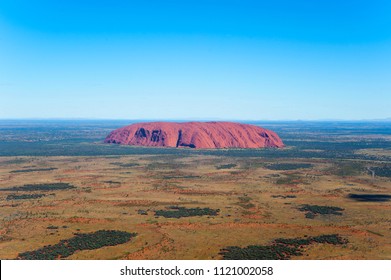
[1,0,390,120]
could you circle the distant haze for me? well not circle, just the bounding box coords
[1,1,390,120]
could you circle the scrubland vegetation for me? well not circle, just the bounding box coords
[219,234,348,260]
[18,230,136,260]
[155,206,220,218]
[0,120,389,259]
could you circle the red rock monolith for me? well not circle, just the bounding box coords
[104,122,284,149]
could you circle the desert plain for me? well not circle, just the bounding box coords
[0,120,390,260]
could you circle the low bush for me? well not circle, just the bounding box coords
[219,234,347,260]
[10,168,57,173]
[298,204,344,219]
[216,164,237,170]
[155,206,219,218]
[18,230,137,260]
[0,183,75,192]
[6,193,46,200]
[266,163,312,170]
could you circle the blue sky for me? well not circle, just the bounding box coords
[1,0,390,120]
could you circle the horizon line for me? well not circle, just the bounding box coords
[0,117,390,122]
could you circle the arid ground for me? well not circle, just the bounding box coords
[0,120,390,259]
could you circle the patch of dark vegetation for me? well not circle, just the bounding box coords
[265,174,280,178]
[330,161,364,176]
[238,196,251,203]
[0,183,76,192]
[111,162,140,168]
[146,162,187,170]
[6,193,46,200]
[239,203,255,209]
[369,166,391,178]
[162,175,201,179]
[0,235,13,242]
[271,195,296,199]
[46,225,59,230]
[155,206,219,218]
[10,168,57,173]
[17,230,137,260]
[82,187,92,193]
[348,194,391,202]
[275,173,303,185]
[0,158,28,165]
[298,204,344,219]
[237,196,255,209]
[216,164,237,170]
[219,234,347,260]
[103,180,121,184]
[266,163,312,170]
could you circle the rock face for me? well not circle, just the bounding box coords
[104,122,284,149]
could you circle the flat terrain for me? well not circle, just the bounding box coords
[0,120,390,259]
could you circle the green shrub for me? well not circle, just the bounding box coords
[216,164,237,170]
[18,230,137,260]
[6,194,46,200]
[10,168,57,173]
[155,206,219,218]
[0,183,75,192]
[219,234,347,260]
[298,204,344,219]
[266,163,312,170]
[370,166,391,178]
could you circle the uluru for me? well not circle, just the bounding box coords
[104,121,284,149]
